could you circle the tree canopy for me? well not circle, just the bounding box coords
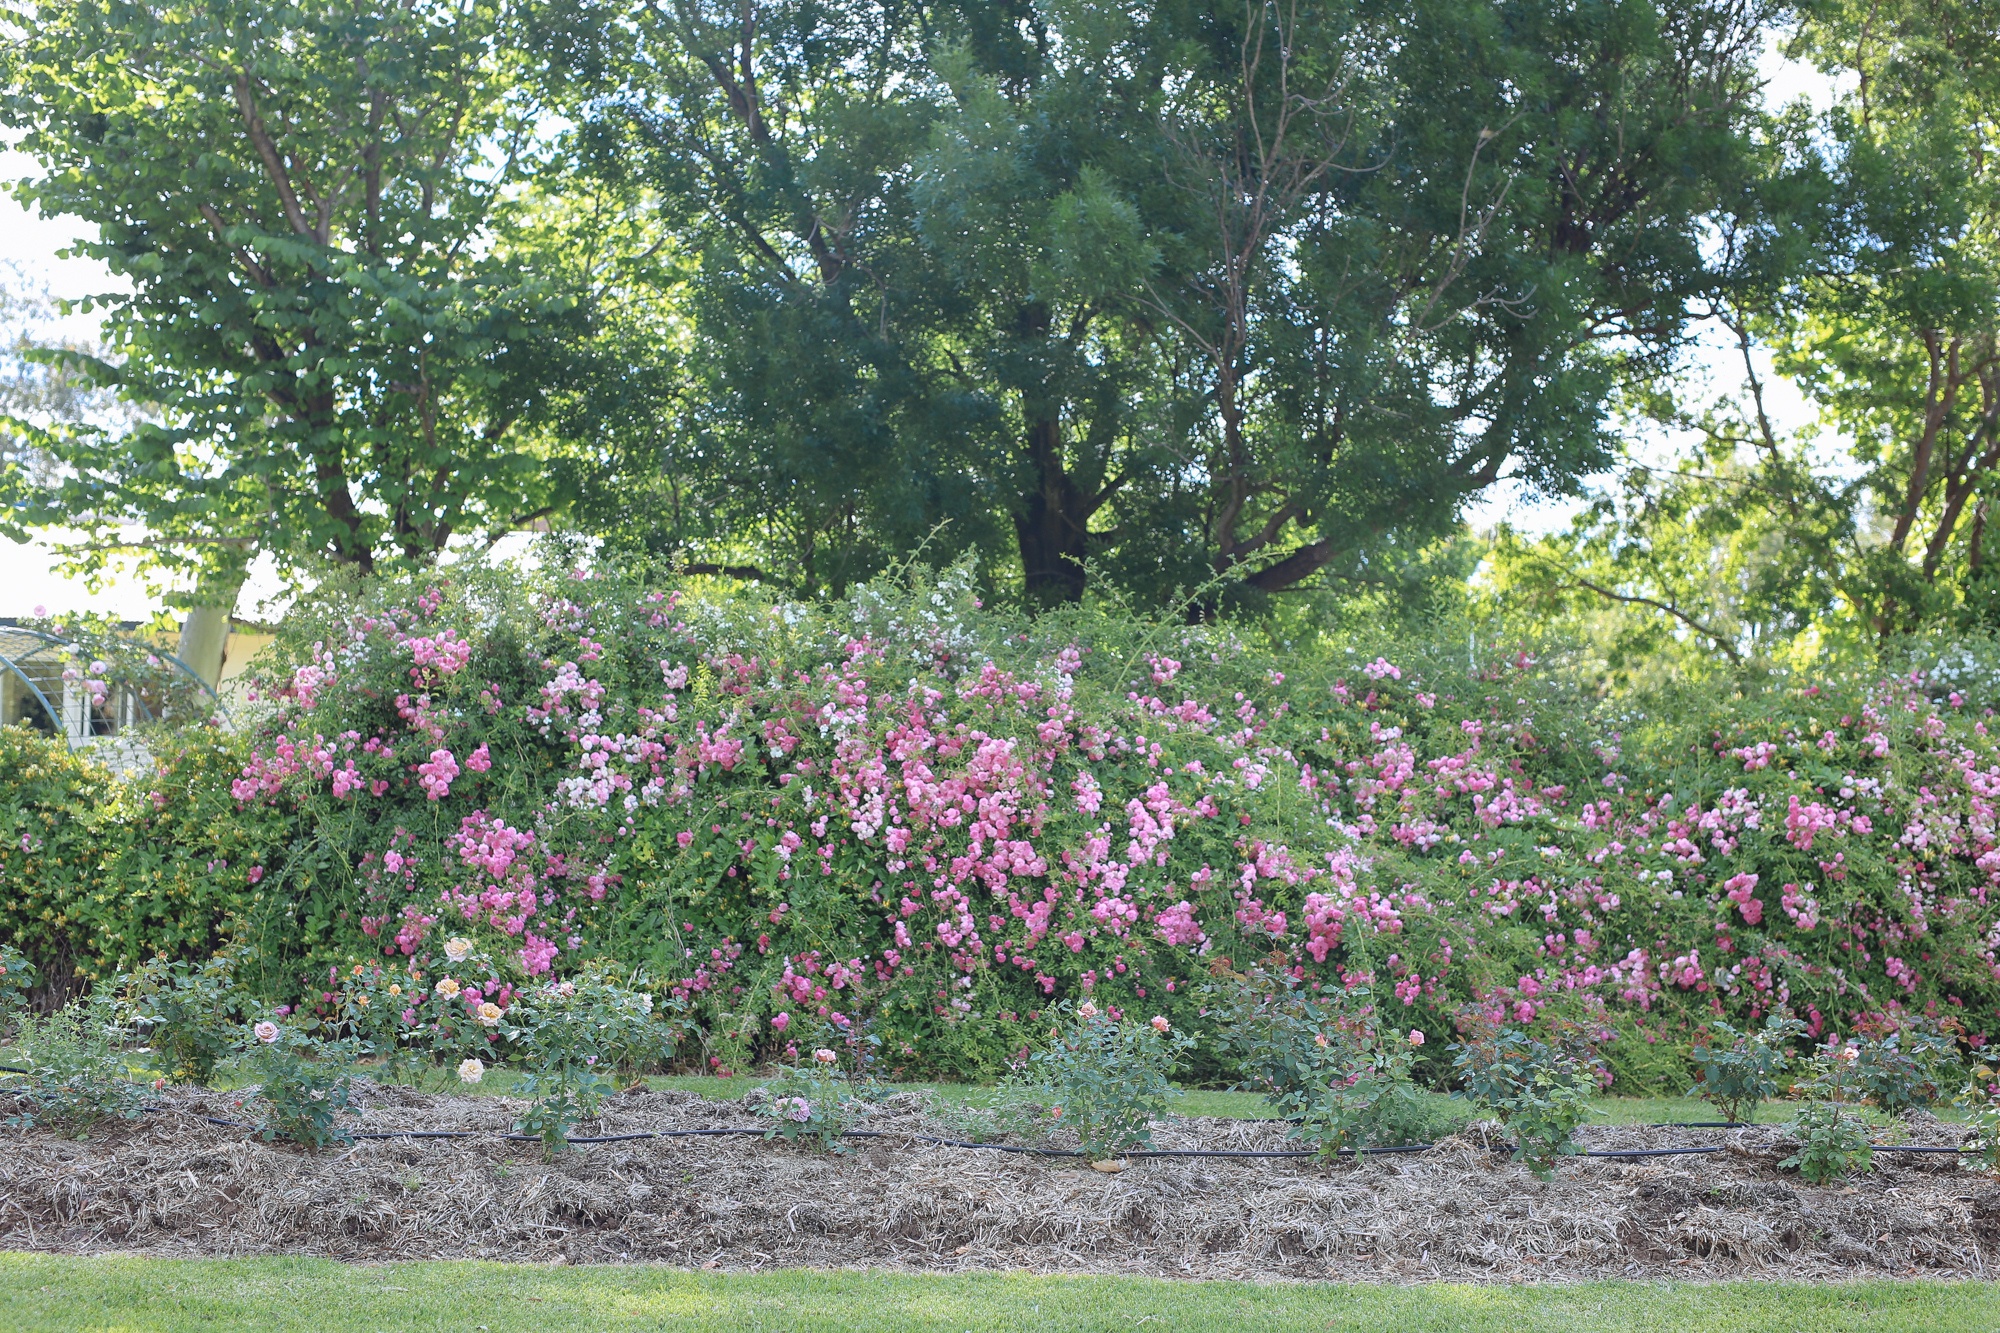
[4,0,1998,659]
[534,0,1777,606]
[0,0,580,606]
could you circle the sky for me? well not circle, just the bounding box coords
[0,38,1843,624]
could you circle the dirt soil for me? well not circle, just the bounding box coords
[0,1083,1994,1282]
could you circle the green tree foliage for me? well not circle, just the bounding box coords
[0,0,582,611]
[1149,0,1778,606]
[0,265,141,488]
[1784,0,2000,634]
[1492,0,2000,668]
[537,0,1777,607]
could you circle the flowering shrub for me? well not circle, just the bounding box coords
[1450,1013,1605,1177]
[1293,1027,1461,1152]
[1777,1039,1881,1183]
[1203,964,1460,1147]
[1009,1002,1192,1161]
[498,974,673,1155]
[1964,1072,2000,1177]
[750,1046,876,1150]
[1966,1108,2000,1177]
[11,551,2000,1086]
[121,954,242,1086]
[3,992,146,1135]
[311,947,513,1089]
[1686,1013,1806,1125]
[1204,965,1375,1115]
[1848,1021,1962,1113]
[239,1017,358,1151]
[1779,1099,1875,1184]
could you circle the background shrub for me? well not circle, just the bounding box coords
[5,552,2000,1090]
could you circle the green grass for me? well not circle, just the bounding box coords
[8,1048,1957,1130]
[643,1073,1288,1119]
[643,1080,1959,1128]
[2,1256,1995,1332]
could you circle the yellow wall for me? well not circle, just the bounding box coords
[217,625,275,690]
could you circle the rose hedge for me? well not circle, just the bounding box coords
[4,558,1998,1083]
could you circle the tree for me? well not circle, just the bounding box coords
[536,0,1002,598]
[1782,0,2000,634]
[557,0,1780,609]
[1494,0,2000,661]
[1143,0,1778,601]
[0,0,578,680]
[0,264,141,490]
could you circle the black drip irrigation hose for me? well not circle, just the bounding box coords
[1,1069,1983,1158]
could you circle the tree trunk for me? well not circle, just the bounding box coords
[175,567,247,690]
[1014,412,1090,607]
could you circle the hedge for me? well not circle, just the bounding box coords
[3,558,1996,1085]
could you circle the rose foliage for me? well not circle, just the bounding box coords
[5,556,2000,1082]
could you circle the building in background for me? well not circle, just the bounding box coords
[0,617,269,761]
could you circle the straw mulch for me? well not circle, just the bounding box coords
[1,1083,1993,1282]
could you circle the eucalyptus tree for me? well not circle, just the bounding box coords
[1484,0,2000,663]
[1144,0,1780,601]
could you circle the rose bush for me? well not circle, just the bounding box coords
[6,552,2000,1085]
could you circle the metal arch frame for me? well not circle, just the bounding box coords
[0,646,66,736]
[0,625,224,742]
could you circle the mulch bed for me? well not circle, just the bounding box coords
[1,1082,1994,1281]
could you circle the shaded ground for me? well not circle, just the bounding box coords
[0,1083,1991,1282]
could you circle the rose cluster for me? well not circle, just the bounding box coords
[213,561,2000,1078]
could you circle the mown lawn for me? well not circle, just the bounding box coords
[0,1255,1993,1332]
